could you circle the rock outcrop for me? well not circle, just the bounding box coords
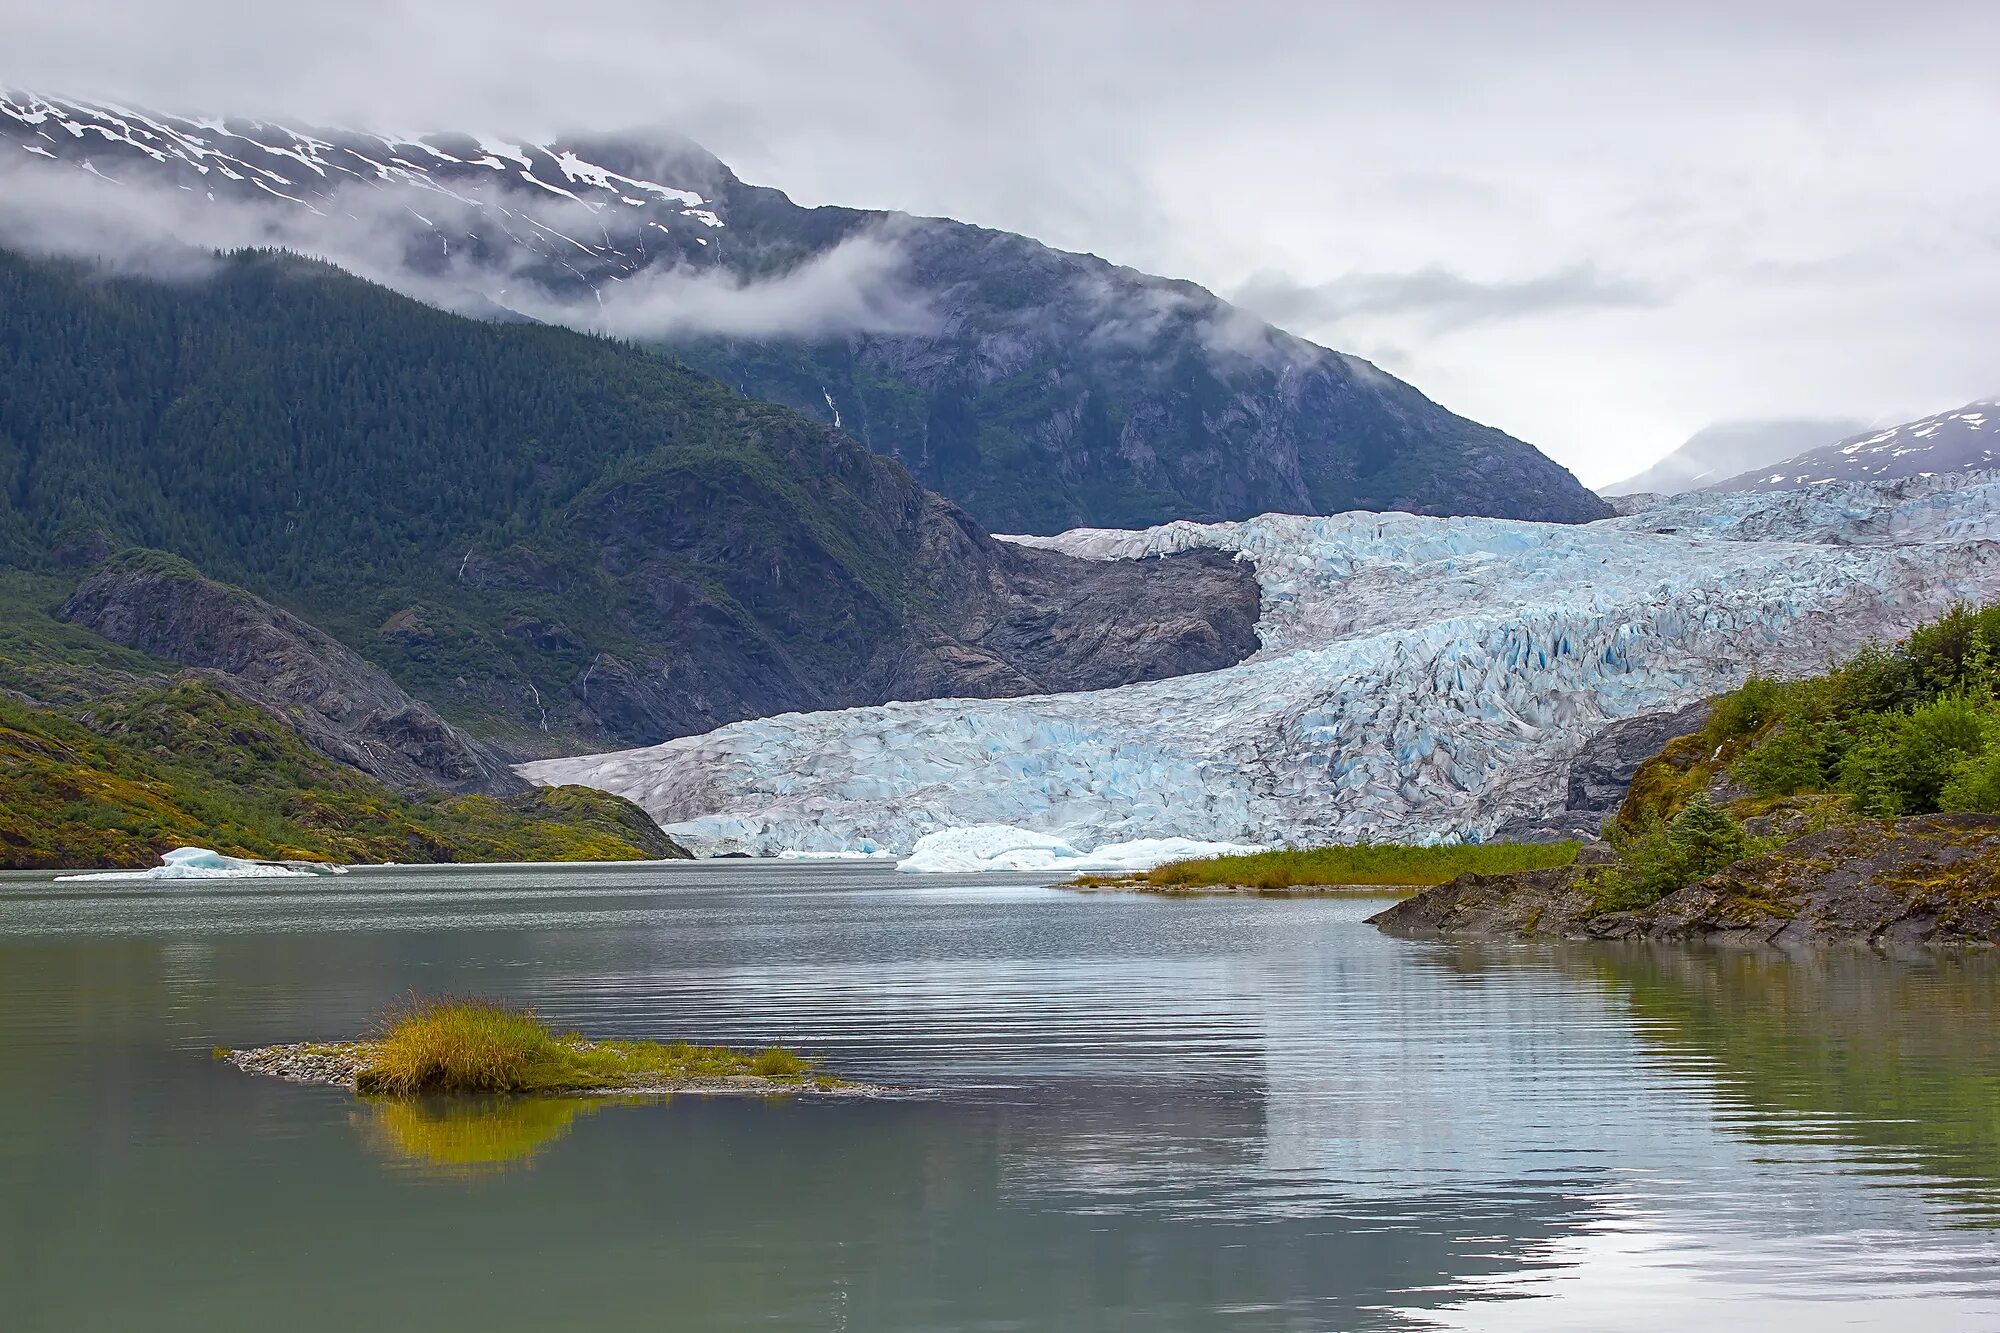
[60,554,526,795]
[1370,815,2000,949]
[1566,701,1714,816]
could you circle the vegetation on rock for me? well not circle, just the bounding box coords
[0,246,1258,755]
[1097,841,1580,892]
[0,571,684,869]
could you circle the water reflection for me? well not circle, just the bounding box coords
[354,1095,616,1176]
[4,864,2000,1330]
[1580,945,2000,1225]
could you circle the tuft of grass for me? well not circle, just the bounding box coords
[353,996,818,1095]
[1131,841,1581,892]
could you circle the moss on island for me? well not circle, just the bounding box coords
[1072,841,1580,894]
[225,997,853,1097]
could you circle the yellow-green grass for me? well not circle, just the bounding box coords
[354,997,817,1095]
[1102,841,1581,892]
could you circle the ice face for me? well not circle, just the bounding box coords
[522,472,2000,855]
[894,826,1266,874]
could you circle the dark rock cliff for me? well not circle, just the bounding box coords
[60,554,527,795]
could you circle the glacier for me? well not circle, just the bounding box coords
[521,473,2000,855]
[894,826,1266,874]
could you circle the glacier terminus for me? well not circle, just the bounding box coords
[521,474,2000,857]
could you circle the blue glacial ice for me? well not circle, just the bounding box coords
[520,472,2000,856]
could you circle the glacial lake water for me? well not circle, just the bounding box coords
[3,861,1999,1331]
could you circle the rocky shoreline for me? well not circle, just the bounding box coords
[222,1043,895,1098]
[1370,814,2000,949]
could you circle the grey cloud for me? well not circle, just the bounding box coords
[3,0,1999,484]
[0,162,936,341]
[1232,264,1664,337]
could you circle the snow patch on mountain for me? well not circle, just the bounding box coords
[1708,401,2000,492]
[522,474,2000,855]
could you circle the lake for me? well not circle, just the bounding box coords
[3,861,1998,1331]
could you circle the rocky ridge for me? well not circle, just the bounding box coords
[1370,815,2000,949]
[60,553,526,795]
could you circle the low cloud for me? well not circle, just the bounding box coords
[518,229,934,341]
[1233,263,1662,337]
[0,160,935,342]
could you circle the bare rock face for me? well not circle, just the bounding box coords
[1490,700,1715,842]
[61,555,526,795]
[1371,814,2000,950]
[1565,701,1714,815]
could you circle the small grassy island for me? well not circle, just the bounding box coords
[1072,841,1580,895]
[223,997,862,1097]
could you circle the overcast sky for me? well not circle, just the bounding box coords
[5,0,1996,485]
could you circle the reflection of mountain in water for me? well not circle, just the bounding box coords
[1577,946,2000,1225]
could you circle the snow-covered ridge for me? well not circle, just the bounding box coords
[0,90,726,281]
[1709,400,1999,492]
[522,473,2000,855]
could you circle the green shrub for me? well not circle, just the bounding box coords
[1710,675,1788,740]
[1904,603,2000,695]
[1822,643,1918,719]
[1733,722,1829,796]
[1941,748,2000,813]
[1592,795,1750,912]
[1836,697,1992,816]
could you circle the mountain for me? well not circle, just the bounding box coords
[524,474,2000,854]
[0,567,687,868]
[1600,417,1866,496]
[0,89,1609,532]
[1706,399,2000,492]
[0,245,1259,755]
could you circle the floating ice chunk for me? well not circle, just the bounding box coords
[775,847,896,862]
[895,825,1264,874]
[55,846,320,882]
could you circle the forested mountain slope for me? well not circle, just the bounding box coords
[0,90,1608,532]
[0,246,1258,754]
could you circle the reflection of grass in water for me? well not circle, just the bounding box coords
[356,1095,615,1175]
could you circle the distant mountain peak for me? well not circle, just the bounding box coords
[1707,399,1999,493]
[1601,417,1868,497]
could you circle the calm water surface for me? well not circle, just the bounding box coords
[3,861,1999,1331]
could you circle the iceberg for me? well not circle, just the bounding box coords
[55,846,320,882]
[523,472,2000,854]
[895,825,1266,874]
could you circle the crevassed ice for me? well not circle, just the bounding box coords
[894,826,1265,874]
[521,472,2000,855]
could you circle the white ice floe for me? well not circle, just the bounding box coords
[775,847,898,862]
[522,472,2000,855]
[55,846,319,882]
[894,826,1265,874]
